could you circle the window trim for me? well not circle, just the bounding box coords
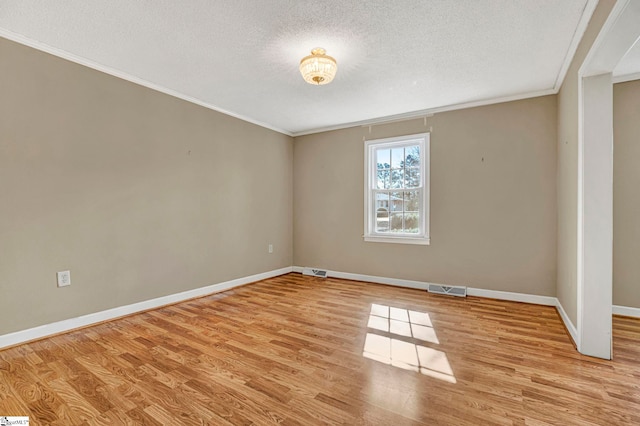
[363,133,430,245]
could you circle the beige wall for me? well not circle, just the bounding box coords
[556,0,616,325]
[294,96,557,295]
[613,79,640,308]
[0,38,293,335]
[1,2,630,338]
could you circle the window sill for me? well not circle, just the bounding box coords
[363,235,430,245]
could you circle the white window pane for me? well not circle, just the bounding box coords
[390,213,403,232]
[405,167,420,188]
[376,149,390,169]
[375,194,389,232]
[375,192,389,210]
[377,169,390,189]
[390,192,403,212]
[405,145,420,167]
[404,212,419,233]
[376,214,389,232]
[405,190,420,212]
[390,169,404,188]
[391,147,404,168]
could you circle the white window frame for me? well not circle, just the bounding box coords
[364,133,430,245]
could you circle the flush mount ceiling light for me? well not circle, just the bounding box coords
[299,48,337,85]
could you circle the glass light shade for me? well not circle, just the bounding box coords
[299,48,337,85]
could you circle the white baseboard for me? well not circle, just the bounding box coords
[466,288,556,306]
[4,265,608,351]
[613,305,640,318]
[0,266,292,350]
[293,266,555,304]
[326,269,430,291]
[555,299,579,345]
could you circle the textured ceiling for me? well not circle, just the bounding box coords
[0,1,604,135]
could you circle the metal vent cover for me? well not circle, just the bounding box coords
[302,267,328,278]
[427,284,467,297]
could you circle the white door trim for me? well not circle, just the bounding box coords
[576,0,640,358]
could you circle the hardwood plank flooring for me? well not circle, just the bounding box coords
[1,273,639,425]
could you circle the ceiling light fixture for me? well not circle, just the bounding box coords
[299,48,337,85]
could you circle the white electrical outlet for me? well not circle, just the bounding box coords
[268,244,273,253]
[57,270,71,287]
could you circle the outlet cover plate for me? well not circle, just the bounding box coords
[57,270,71,287]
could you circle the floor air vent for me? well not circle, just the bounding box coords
[302,267,328,278]
[428,284,467,297]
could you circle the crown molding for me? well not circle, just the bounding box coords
[0,29,293,137]
[613,71,640,83]
[291,89,556,137]
[553,0,599,90]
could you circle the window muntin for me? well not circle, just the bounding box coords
[364,133,429,245]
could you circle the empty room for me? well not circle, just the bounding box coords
[1,1,640,424]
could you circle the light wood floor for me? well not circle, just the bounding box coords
[1,273,639,425]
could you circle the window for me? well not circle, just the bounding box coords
[364,133,430,245]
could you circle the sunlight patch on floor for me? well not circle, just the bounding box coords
[363,304,456,384]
